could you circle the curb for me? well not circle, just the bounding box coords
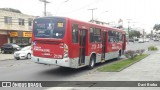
[96,54,150,72]
[117,54,150,72]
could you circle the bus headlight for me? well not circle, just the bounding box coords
[64,44,68,58]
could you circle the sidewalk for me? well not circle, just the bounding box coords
[72,49,160,81]
[0,53,14,61]
[47,46,160,90]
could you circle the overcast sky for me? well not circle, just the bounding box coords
[1,0,160,33]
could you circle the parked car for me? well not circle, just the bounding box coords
[134,38,139,41]
[138,38,144,43]
[153,38,159,41]
[1,43,21,54]
[129,39,134,42]
[14,46,31,60]
[145,38,150,42]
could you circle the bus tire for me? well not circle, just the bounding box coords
[27,53,31,59]
[88,55,95,69]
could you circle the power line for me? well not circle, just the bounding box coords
[58,0,100,15]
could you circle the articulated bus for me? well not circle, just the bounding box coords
[31,16,126,69]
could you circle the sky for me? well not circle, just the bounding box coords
[1,0,160,33]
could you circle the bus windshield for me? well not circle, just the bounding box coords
[33,17,66,39]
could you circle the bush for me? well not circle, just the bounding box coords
[136,49,145,55]
[124,50,136,59]
[125,49,145,59]
[140,49,145,54]
[148,46,158,51]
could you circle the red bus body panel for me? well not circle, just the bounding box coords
[33,40,64,59]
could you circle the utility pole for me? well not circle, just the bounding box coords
[143,29,145,41]
[88,8,97,23]
[39,0,51,16]
[127,19,131,43]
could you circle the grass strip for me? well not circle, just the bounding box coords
[97,54,149,72]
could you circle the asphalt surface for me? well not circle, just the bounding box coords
[0,41,159,81]
[126,41,160,51]
[0,41,160,90]
[0,59,95,81]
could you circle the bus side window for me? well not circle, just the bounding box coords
[119,33,123,42]
[115,32,119,42]
[90,27,101,43]
[90,28,94,43]
[108,31,114,43]
[94,28,101,42]
[72,24,78,43]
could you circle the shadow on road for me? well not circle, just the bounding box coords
[37,58,124,78]
[40,66,88,77]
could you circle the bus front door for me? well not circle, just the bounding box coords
[79,29,87,66]
[101,32,107,62]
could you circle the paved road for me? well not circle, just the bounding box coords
[0,41,159,90]
[0,59,95,81]
[0,59,96,90]
[126,40,160,51]
[0,41,159,80]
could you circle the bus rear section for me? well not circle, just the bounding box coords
[32,40,71,67]
[31,17,72,67]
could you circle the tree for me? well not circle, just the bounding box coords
[153,24,160,31]
[146,34,152,38]
[129,30,141,38]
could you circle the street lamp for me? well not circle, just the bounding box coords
[88,8,97,23]
[39,0,51,16]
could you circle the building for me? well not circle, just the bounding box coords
[89,19,122,29]
[0,9,35,47]
[89,20,110,26]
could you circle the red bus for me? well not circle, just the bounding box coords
[31,16,126,69]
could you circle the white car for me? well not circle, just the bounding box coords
[14,46,31,60]
[145,38,149,42]
[138,38,144,43]
[153,38,159,41]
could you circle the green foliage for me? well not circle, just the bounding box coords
[97,54,149,72]
[124,49,145,59]
[153,24,160,31]
[129,30,141,38]
[148,46,158,51]
[124,50,136,58]
[136,49,145,55]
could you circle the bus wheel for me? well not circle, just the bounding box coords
[88,55,95,69]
